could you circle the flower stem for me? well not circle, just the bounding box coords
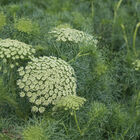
[132,22,140,57]
[112,0,123,48]
[61,122,68,136]
[120,24,129,54]
[91,0,94,18]
[73,111,82,136]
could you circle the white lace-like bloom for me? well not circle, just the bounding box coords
[49,27,98,45]
[0,39,35,69]
[17,56,77,113]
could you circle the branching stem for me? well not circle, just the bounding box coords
[68,52,90,64]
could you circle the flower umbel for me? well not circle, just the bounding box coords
[0,39,35,69]
[49,26,98,45]
[17,56,77,113]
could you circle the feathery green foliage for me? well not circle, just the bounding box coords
[23,124,47,140]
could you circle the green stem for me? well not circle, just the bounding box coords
[132,22,140,57]
[91,0,94,18]
[9,68,16,98]
[121,116,137,138]
[112,0,123,48]
[113,0,123,25]
[120,24,129,54]
[61,123,68,135]
[73,111,82,136]
[13,12,16,22]
[78,52,91,57]
[135,92,140,116]
[68,52,81,63]
[68,52,90,64]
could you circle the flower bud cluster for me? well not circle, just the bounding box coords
[53,95,86,114]
[14,18,40,34]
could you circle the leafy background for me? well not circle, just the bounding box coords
[0,0,140,139]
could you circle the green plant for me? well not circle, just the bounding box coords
[53,95,86,136]
[0,77,18,111]
[0,38,36,112]
[108,103,133,140]
[8,4,20,15]
[0,0,139,139]
[0,39,35,91]
[0,133,11,140]
[84,102,109,133]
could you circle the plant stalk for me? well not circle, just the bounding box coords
[91,0,94,18]
[68,52,90,63]
[112,0,123,48]
[73,111,82,136]
[132,22,140,57]
[120,24,129,54]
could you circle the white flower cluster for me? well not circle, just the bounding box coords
[49,27,98,45]
[53,95,86,114]
[17,56,77,113]
[0,39,35,68]
[132,60,140,71]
